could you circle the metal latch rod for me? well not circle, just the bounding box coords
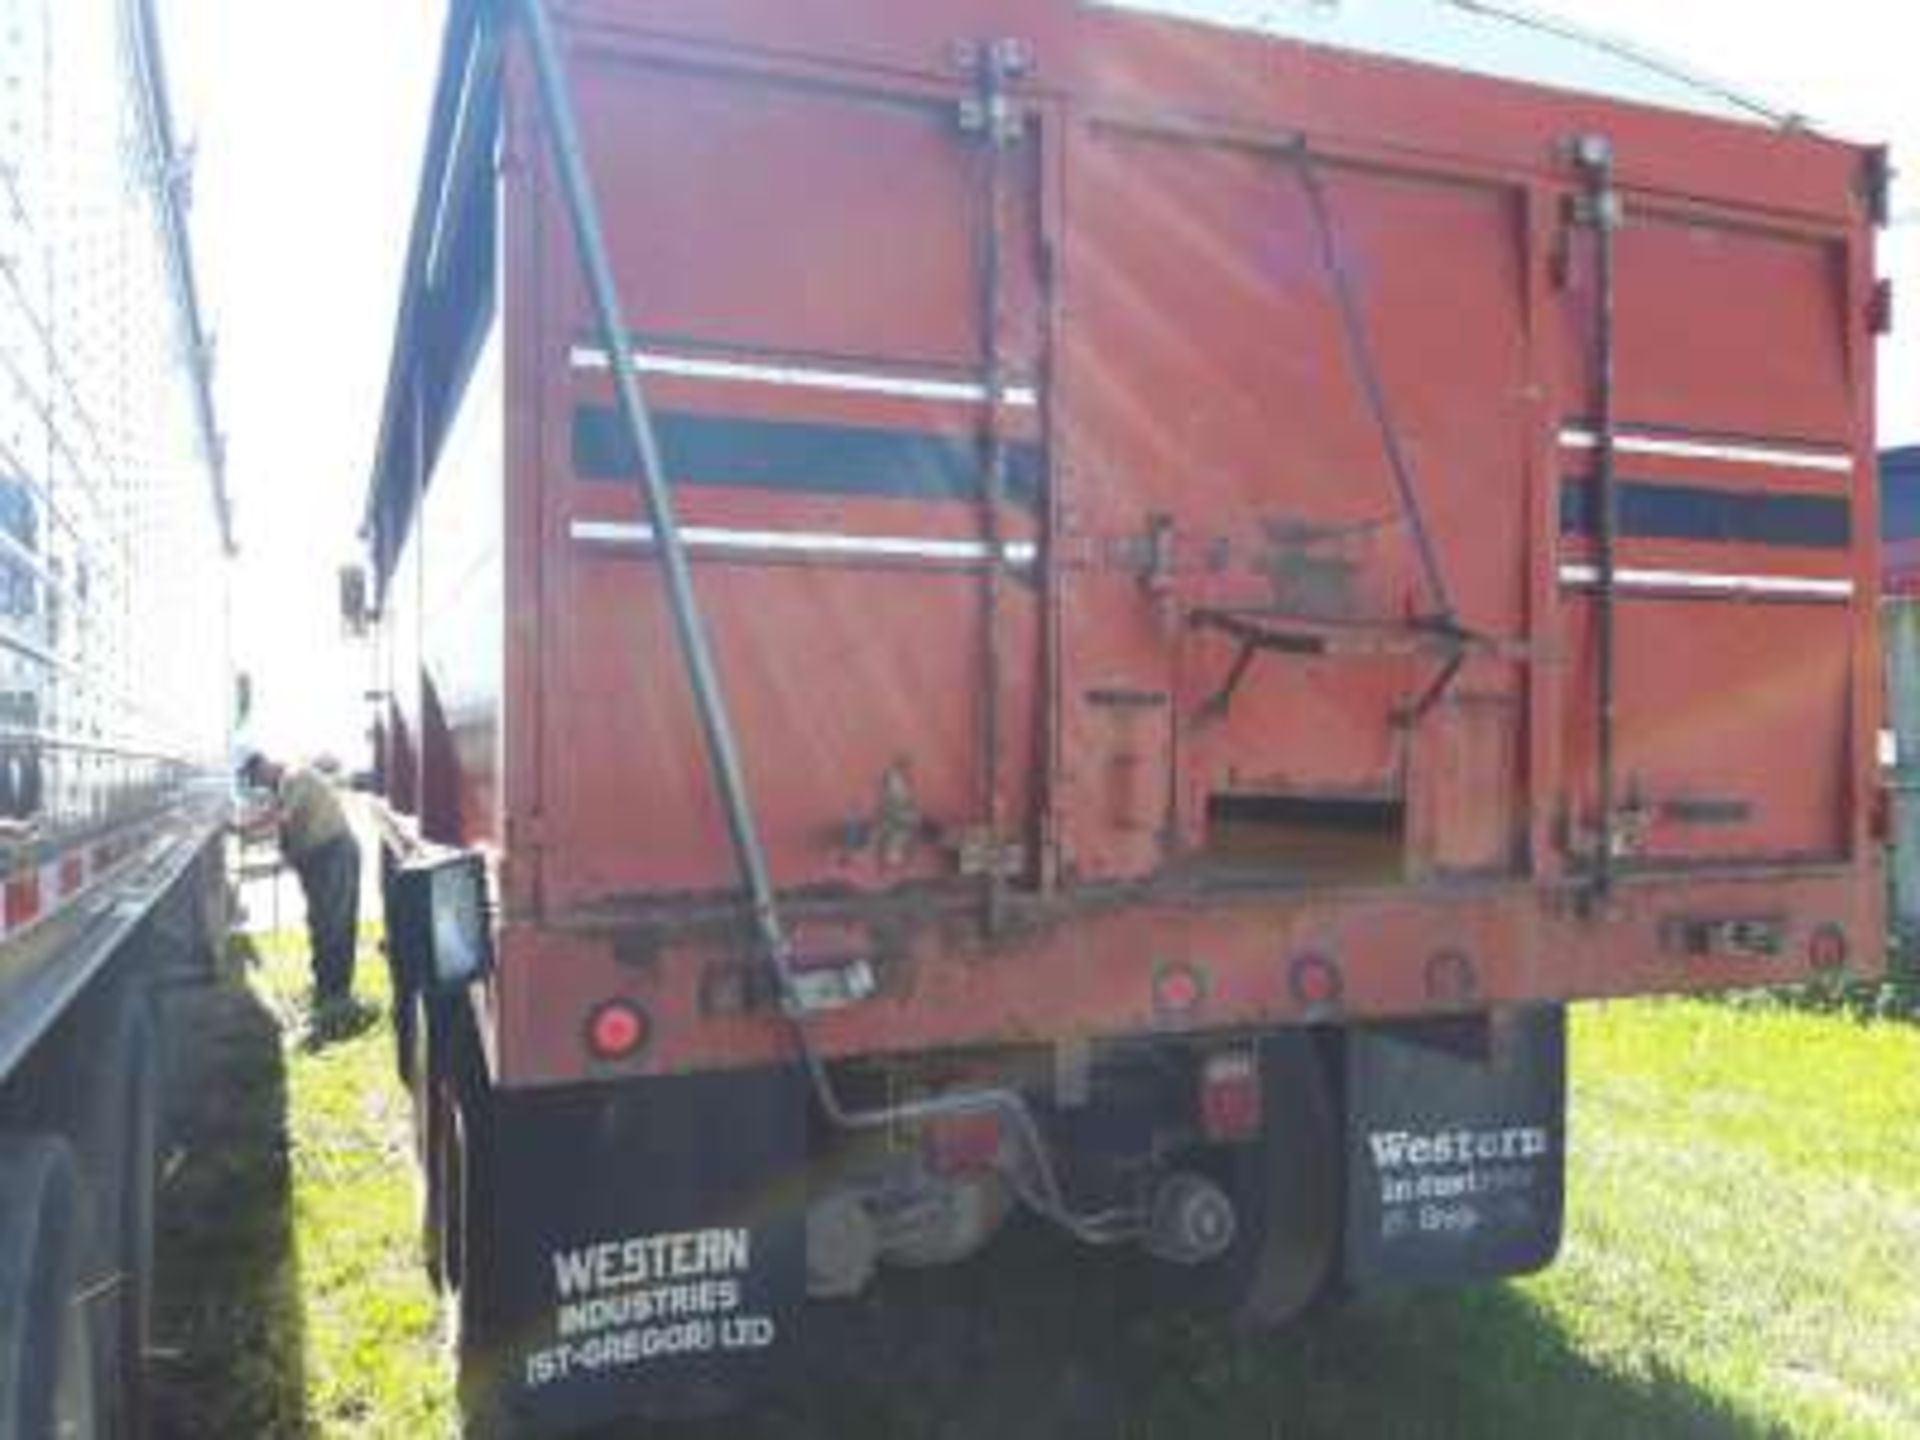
[1291,150,1457,628]
[516,4,1141,1245]
[961,37,1029,937]
[1572,134,1622,899]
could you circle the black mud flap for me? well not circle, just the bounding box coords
[463,1066,806,1435]
[1342,1006,1565,1290]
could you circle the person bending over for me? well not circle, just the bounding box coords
[239,751,362,1022]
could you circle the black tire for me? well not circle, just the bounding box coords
[1144,1030,1344,1329]
[450,1029,494,1350]
[412,991,474,1296]
[383,850,415,1090]
[449,1021,505,1438]
[452,1102,504,1439]
[436,1076,468,1296]
[113,1011,161,1438]
[407,991,446,1289]
[196,846,234,978]
[67,988,158,1440]
[0,1136,102,1440]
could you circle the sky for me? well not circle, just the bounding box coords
[162,0,1917,762]
[168,0,444,762]
[1548,0,1919,426]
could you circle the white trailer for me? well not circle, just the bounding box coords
[0,0,233,1433]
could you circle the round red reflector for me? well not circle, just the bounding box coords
[1153,962,1205,1016]
[586,1000,649,1060]
[1808,924,1848,974]
[1288,952,1344,1011]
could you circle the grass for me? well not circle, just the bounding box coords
[150,930,453,1438]
[1529,1004,1919,1434]
[1132,1002,1919,1439]
[150,934,1919,1438]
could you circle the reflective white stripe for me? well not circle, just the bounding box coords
[0,828,155,940]
[572,519,1038,567]
[1558,428,1853,474]
[1558,563,1854,601]
[570,346,1039,409]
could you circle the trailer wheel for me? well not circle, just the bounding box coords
[68,990,159,1439]
[406,991,446,1288]
[112,1009,162,1437]
[436,1079,468,1294]
[383,850,414,1090]
[412,991,477,1296]
[0,1137,102,1440]
[450,1039,494,1348]
[1147,1030,1342,1328]
[428,998,503,1433]
[196,845,234,977]
[451,1089,505,1439]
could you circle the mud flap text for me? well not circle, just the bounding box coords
[525,1227,778,1389]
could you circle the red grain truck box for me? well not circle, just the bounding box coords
[360,1,1888,1431]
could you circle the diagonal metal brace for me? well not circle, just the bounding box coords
[513,0,1156,1246]
[516,0,814,1006]
[1189,607,1491,725]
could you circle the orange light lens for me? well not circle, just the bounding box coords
[1200,1050,1262,1143]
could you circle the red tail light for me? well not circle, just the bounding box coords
[585,999,650,1061]
[1199,1049,1262,1144]
[1808,924,1849,974]
[924,1110,1003,1176]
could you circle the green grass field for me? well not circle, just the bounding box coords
[150,932,448,1437]
[1137,1003,1919,1439]
[149,935,1918,1438]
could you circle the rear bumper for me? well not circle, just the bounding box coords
[488,862,1880,1088]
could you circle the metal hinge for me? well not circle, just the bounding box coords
[1871,278,1896,338]
[1863,146,1893,229]
[954,37,1033,147]
[1565,133,1623,231]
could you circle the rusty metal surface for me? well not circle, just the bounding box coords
[493,863,1878,1083]
[367,0,1882,1089]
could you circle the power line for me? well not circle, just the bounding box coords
[1445,0,1804,130]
